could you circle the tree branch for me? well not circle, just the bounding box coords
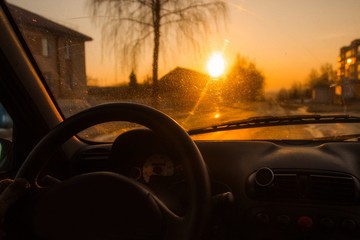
[161,2,224,18]
[130,30,154,45]
[116,17,153,27]
[160,18,182,26]
[70,16,152,28]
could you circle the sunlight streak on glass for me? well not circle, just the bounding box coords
[225,1,258,16]
[181,81,211,127]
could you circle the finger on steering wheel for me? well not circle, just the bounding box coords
[0,179,30,218]
[0,179,13,194]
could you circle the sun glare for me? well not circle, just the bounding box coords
[207,52,226,78]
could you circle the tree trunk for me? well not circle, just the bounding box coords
[152,0,161,104]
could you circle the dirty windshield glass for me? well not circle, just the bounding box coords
[6,0,360,141]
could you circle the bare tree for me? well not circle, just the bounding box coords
[224,54,265,102]
[89,0,227,99]
[307,63,336,88]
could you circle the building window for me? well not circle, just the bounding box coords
[349,65,355,79]
[41,38,49,56]
[345,49,353,58]
[65,43,70,60]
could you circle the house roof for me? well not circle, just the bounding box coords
[7,3,92,41]
[159,67,209,92]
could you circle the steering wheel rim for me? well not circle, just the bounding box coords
[15,103,211,240]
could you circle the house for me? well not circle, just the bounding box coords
[159,67,211,107]
[336,39,360,100]
[312,86,334,104]
[8,4,92,98]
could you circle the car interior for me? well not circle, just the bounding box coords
[1,1,360,240]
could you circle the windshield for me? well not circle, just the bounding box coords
[5,0,360,141]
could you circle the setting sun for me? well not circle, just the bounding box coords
[207,52,226,78]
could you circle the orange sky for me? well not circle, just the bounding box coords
[8,0,360,91]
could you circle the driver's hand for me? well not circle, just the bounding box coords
[0,179,30,239]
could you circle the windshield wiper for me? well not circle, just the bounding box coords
[188,114,360,135]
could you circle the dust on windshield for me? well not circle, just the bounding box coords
[6,0,360,141]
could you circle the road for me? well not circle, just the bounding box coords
[183,101,360,140]
[3,100,360,142]
[84,100,360,142]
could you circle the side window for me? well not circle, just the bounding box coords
[0,103,13,171]
[0,103,13,141]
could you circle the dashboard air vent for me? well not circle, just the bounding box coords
[247,169,360,204]
[307,174,357,203]
[273,173,299,198]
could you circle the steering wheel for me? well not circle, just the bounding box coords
[15,103,210,240]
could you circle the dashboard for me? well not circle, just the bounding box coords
[70,129,360,240]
